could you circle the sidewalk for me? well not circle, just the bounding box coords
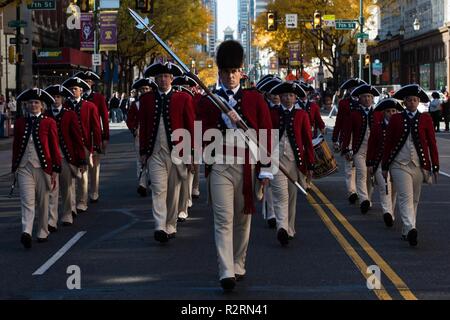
[0,137,12,177]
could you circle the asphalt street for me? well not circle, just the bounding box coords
[0,120,449,300]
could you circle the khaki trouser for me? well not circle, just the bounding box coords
[344,159,356,196]
[49,159,76,226]
[353,149,373,203]
[134,134,148,188]
[271,155,302,238]
[89,152,101,201]
[70,181,76,214]
[192,164,200,195]
[178,171,194,218]
[76,169,89,211]
[209,164,253,280]
[17,162,50,239]
[148,148,182,234]
[390,162,422,235]
[374,167,397,217]
[261,184,275,220]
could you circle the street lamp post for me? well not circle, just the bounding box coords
[358,0,364,80]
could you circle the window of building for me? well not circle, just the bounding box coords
[434,61,447,91]
[419,64,431,90]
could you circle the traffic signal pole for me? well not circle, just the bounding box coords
[15,4,21,98]
[358,0,363,80]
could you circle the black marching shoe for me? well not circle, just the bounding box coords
[90,198,99,204]
[267,218,276,229]
[177,217,186,223]
[220,277,236,292]
[277,228,289,246]
[37,237,48,243]
[360,200,371,214]
[76,208,87,214]
[407,229,418,247]
[137,186,147,197]
[62,222,73,227]
[235,274,245,282]
[48,225,58,233]
[154,230,169,243]
[20,233,32,249]
[383,213,394,227]
[348,193,358,204]
[72,211,77,219]
[168,233,176,239]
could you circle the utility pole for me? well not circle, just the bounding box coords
[93,0,98,74]
[358,0,364,79]
[15,3,21,97]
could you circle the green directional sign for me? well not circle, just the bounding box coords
[355,32,369,39]
[8,20,28,28]
[335,22,357,30]
[27,0,56,10]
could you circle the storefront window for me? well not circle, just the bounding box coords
[419,64,431,90]
[434,61,447,91]
[392,61,400,84]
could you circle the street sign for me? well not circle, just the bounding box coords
[7,20,27,28]
[285,14,298,29]
[372,62,383,76]
[335,22,356,30]
[355,32,369,39]
[92,54,102,66]
[357,42,367,55]
[27,0,56,10]
[323,15,336,27]
[9,37,29,45]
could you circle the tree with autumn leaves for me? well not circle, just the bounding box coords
[112,0,212,93]
[253,0,375,89]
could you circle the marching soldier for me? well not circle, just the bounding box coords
[126,78,158,197]
[297,82,325,138]
[139,61,195,243]
[268,81,314,245]
[332,78,367,204]
[62,77,102,214]
[342,84,383,214]
[366,98,403,227]
[12,88,61,248]
[44,85,87,229]
[382,84,439,246]
[197,40,273,292]
[75,71,109,204]
[257,77,282,229]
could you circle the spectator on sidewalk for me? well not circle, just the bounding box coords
[429,91,442,132]
[119,93,128,121]
[442,91,450,132]
[109,92,122,123]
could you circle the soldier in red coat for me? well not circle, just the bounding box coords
[75,71,109,203]
[127,78,158,197]
[297,82,325,138]
[44,85,87,229]
[139,61,195,243]
[196,40,273,292]
[268,81,314,246]
[62,77,102,214]
[342,84,383,214]
[333,78,367,204]
[382,84,439,246]
[12,88,61,249]
[366,98,403,227]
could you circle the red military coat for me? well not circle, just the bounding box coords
[65,99,102,153]
[45,108,87,167]
[12,115,62,175]
[332,97,357,144]
[126,100,140,136]
[86,92,109,141]
[139,89,195,158]
[270,106,314,174]
[197,88,273,214]
[381,111,439,172]
[342,106,383,155]
[366,118,388,171]
[298,99,325,137]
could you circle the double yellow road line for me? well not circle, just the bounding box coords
[306,184,417,300]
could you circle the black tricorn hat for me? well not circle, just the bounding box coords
[74,70,101,81]
[340,78,367,90]
[256,76,281,90]
[172,75,198,87]
[351,84,380,97]
[216,40,244,69]
[144,61,184,78]
[44,85,74,99]
[132,78,158,91]
[258,78,282,93]
[173,85,194,97]
[16,88,55,106]
[297,81,315,93]
[256,74,275,87]
[62,77,91,92]
[270,81,306,98]
[392,84,430,103]
[375,98,404,112]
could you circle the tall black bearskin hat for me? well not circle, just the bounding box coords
[216,40,244,70]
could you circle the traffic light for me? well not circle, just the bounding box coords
[365,54,371,66]
[8,46,15,64]
[266,11,277,31]
[136,0,154,13]
[313,10,321,29]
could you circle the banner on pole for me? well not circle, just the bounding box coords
[80,13,94,51]
[288,41,301,66]
[99,11,118,52]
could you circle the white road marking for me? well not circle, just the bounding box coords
[440,171,450,178]
[32,231,87,276]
